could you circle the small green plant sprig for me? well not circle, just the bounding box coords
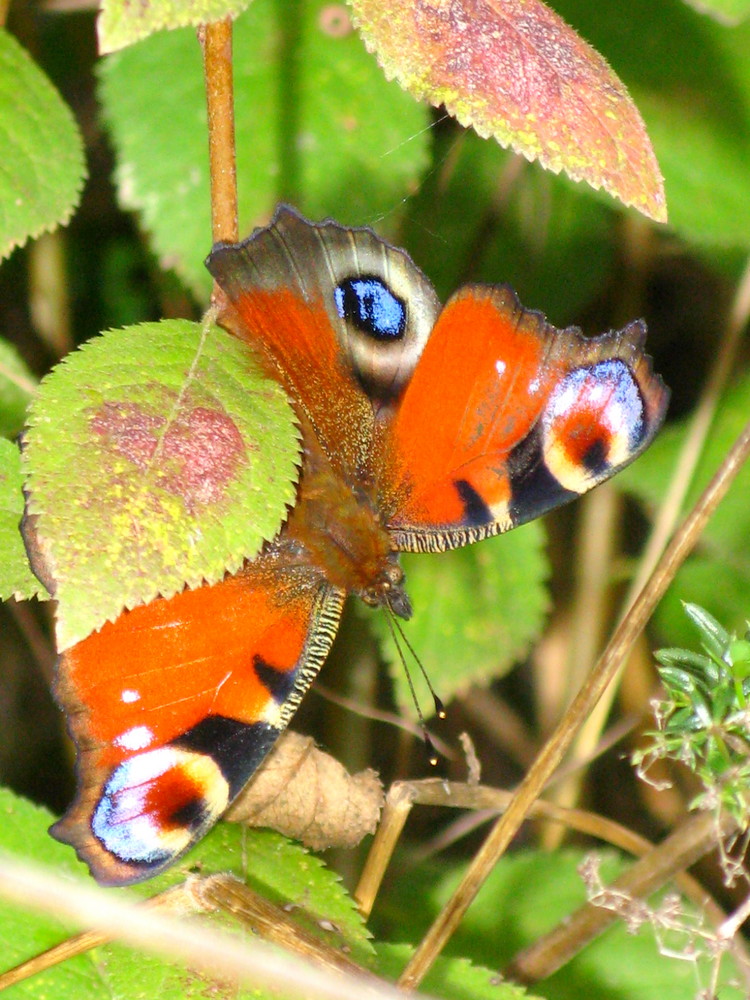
[635,603,750,829]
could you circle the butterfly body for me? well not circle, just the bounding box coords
[281,420,408,615]
[47,206,668,885]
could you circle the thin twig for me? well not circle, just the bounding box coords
[354,778,733,934]
[540,486,619,849]
[195,874,372,977]
[398,415,750,989]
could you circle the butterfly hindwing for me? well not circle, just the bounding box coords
[51,558,344,885]
[379,285,668,551]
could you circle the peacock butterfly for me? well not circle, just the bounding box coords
[47,206,668,885]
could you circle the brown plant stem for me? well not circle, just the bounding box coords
[195,875,373,978]
[200,19,238,249]
[398,415,750,990]
[568,252,750,773]
[539,485,619,850]
[355,779,732,936]
[0,857,427,1000]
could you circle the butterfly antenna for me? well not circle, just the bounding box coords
[390,609,446,721]
[382,603,440,766]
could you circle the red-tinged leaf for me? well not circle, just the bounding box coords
[349,0,667,222]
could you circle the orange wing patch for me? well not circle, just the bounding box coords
[221,286,373,477]
[381,287,555,538]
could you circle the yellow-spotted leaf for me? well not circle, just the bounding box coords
[23,318,300,651]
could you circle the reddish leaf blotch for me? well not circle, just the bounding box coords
[90,398,246,511]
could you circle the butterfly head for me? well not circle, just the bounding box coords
[360,558,412,621]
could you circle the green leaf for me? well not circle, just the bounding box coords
[653,556,750,651]
[0,787,108,998]
[0,788,372,998]
[98,0,430,299]
[0,338,36,439]
[657,665,702,699]
[371,523,549,716]
[104,826,375,995]
[552,0,750,246]
[0,438,46,601]
[682,0,750,24]
[99,0,253,54]
[0,30,86,261]
[375,944,538,1000]
[176,825,375,963]
[147,824,376,963]
[378,851,745,1000]
[350,0,665,222]
[683,601,731,656]
[23,318,300,650]
[655,648,719,678]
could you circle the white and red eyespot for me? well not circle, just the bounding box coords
[541,359,646,494]
[91,746,229,866]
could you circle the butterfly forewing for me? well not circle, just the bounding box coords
[207,205,440,475]
[52,558,344,885]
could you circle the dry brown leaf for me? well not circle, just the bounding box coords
[226,732,384,850]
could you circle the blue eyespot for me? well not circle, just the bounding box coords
[334,276,406,340]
